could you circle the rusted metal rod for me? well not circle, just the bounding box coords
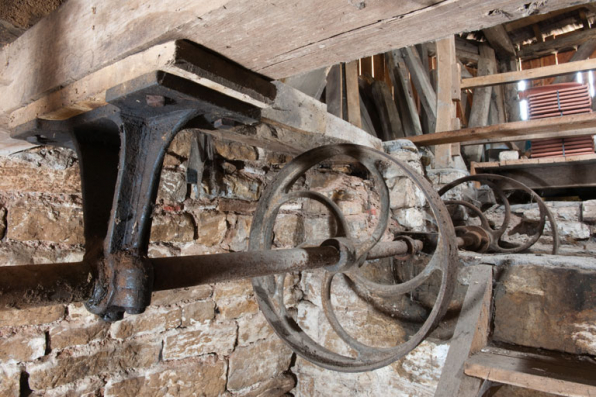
[0,239,420,310]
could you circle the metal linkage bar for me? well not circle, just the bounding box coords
[0,240,419,310]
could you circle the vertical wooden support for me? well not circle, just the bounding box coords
[435,36,459,167]
[386,50,423,136]
[402,46,437,133]
[345,60,362,128]
[326,64,344,118]
[465,44,496,162]
[435,265,493,397]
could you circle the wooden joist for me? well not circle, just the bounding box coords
[408,113,596,146]
[1,0,587,119]
[465,348,596,396]
[472,154,596,191]
[517,27,596,59]
[461,58,596,89]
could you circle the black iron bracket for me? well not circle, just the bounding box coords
[13,71,263,321]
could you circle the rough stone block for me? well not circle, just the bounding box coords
[223,174,261,201]
[226,214,252,252]
[157,170,187,204]
[388,178,426,209]
[303,217,333,243]
[110,307,180,339]
[196,212,227,246]
[582,200,596,223]
[7,203,84,244]
[214,139,258,161]
[273,214,303,248]
[0,305,65,327]
[227,338,292,391]
[0,207,6,239]
[49,321,109,350]
[393,208,426,229]
[180,300,215,327]
[28,341,161,390]
[237,312,274,347]
[235,373,296,397]
[150,213,195,242]
[0,331,45,362]
[0,164,81,194]
[213,280,258,320]
[151,285,212,306]
[0,365,20,397]
[105,356,226,397]
[167,130,193,159]
[163,321,236,360]
[494,258,596,355]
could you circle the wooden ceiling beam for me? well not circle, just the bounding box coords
[517,27,596,59]
[0,0,589,119]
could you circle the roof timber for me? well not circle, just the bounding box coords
[0,0,591,119]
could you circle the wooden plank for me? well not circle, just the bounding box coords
[408,113,596,146]
[435,265,493,397]
[402,46,437,132]
[386,50,423,137]
[465,350,596,396]
[473,154,596,170]
[461,57,596,89]
[0,0,588,119]
[473,156,596,190]
[326,64,344,118]
[517,28,596,59]
[345,61,362,128]
[434,36,459,167]
[9,41,275,128]
[483,25,516,58]
[553,37,596,84]
[370,80,404,141]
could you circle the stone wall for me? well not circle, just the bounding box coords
[0,133,595,397]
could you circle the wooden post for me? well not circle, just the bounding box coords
[326,64,344,118]
[386,50,423,136]
[345,60,362,128]
[435,265,493,397]
[402,46,437,133]
[434,36,459,167]
[465,44,496,162]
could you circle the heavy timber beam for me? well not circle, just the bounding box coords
[0,241,419,310]
[0,0,589,118]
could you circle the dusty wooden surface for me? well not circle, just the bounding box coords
[0,0,588,119]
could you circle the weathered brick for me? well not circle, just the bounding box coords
[0,305,65,327]
[0,164,81,194]
[49,321,109,350]
[163,321,236,360]
[213,280,258,320]
[0,331,45,362]
[105,355,226,397]
[110,307,181,339]
[28,341,161,389]
[7,203,84,244]
[151,285,212,306]
[196,212,227,246]
[150,213,195,242]
[180,300,215,327]
[227,338,292,391]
